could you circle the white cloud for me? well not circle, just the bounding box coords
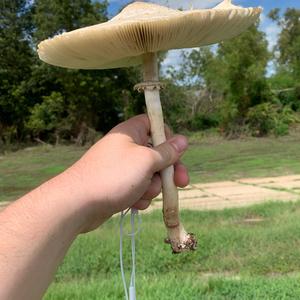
[264,23,280,50]
[258,12,280,51]
[162,49,182,67]
[160,49,189,72]
[259,11,266,23]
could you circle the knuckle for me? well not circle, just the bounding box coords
[143,149,158,171]
[163,144,175,163]
[145,148,157,162]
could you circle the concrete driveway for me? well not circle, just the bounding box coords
[150,174,300,212]
[1,175,300,213]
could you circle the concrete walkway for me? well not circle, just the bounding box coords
[1,175,300,213]
[149,175,300,212]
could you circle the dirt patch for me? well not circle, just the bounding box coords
[241,217,265,224]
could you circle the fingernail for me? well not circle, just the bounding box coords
[170,136,188,153]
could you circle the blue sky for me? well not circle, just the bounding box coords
[107,0,299,17]
[106,1,300,73]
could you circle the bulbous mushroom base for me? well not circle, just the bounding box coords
[165,233,197,254]
[164,225,197,254]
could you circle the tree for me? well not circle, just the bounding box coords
[33,0,108,43]
[168,23,271,135]
[29,0,141,142]
[269,8,300,79]
[0,0,34,141]
[217,24,272,136]
[268,8,300,113]
[26,91,66,143]
[0,0,144,145]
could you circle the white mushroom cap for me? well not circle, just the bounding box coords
[37,1,262,70]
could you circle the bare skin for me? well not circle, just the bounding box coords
[0,114,189,300]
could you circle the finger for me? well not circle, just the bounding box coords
[110,114,151,145]
[132,199,151,210]
[174,161,190,188]
[150,135,188,172]
[140,174,162,200]
[164,124,173,140]
[147,124,173,148]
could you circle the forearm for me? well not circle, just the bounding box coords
[0,169,91,300]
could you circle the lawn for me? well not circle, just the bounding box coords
[186,129,300,183]
[0,145,87,202]
[1,133,300,298]
[1,130,300,202]
[44,202,300,299]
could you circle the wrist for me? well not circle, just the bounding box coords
[26,167,104,236]
[52,166,110,233]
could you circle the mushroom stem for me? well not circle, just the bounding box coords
[141,52,197,253]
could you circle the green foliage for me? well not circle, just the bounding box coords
[0,0,34,140]
[31,0,139,138]
[166,48,225,132]
[160,80,189,131]
[188,113,219,131]
[246,103,298,137]
[26,92,67,137]
[277,88,300,112]
[33,0,108,42]
[217,24,273,135]
[179,47,225,91]
[169,23,277,137]
[218,100,241,137]
[268,67,296,90]
[218,24,270,103]
[0,0,142,144]
[1,3,300,143]
[269,8,300,78]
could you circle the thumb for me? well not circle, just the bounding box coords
[150,135,188,172]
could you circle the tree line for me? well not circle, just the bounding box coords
[0,1,299,148]
[165,8,300,137]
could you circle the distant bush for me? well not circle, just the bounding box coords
[218,101,249,138]
[276,86,300,112]
[188,113,219,131]
[246,103,298,137]
[26,92,71,144]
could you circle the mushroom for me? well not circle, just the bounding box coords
[37,0,262,253]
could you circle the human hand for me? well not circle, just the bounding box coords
[69,114,189,232]
[0,114,189,299]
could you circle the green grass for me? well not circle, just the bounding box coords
[45,275,300,299]
[43,201,300,299]
[0,145,87,202]
[1,132,300,202]
[185,131,300,183]
[2,135,300,298]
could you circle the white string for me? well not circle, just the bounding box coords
[120,208,141,300]
[129,209,137,300]
[120,210,129,300]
